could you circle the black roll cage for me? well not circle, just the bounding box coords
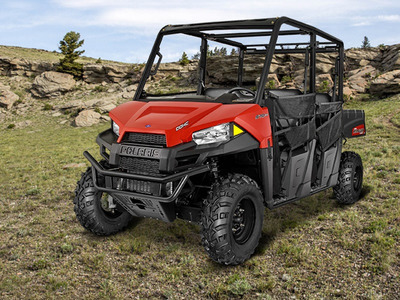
[134,16,344,104]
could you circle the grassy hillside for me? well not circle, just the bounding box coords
[0,45,127,65]
[0,96,399,298]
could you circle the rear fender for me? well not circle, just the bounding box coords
[342,109,366,138]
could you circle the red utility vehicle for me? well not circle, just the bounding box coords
[74,17,366,265]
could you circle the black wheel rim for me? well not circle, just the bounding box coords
[99,193,123,219]
[232,198,256,245]
[353,166,362,192]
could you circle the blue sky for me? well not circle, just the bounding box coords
[1,0,400,63]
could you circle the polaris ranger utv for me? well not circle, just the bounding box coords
[74,17,366,265]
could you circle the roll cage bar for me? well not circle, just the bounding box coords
[134,16,344,105]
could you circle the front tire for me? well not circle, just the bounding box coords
[333,151,363,204]
[201,174,264,265]
[74,167,133,236]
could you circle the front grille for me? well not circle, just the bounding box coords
[120,157,160,176]
[112,177,161,195]
[122,132,166,146]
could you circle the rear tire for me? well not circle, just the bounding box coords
[333,151,363,204]
[74,167,133,236]
[201,174,264,265]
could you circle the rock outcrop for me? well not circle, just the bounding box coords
[1,44,400,99]
[0,57,56,77]
[31,71,75,98]
[381,44,400,71]
[82,63,141,84]
[0,83,19,109]
[74,109,102,127]
[369,70,400,96]
[205,44,400,96]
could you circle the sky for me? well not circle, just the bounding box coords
[1,0,400,63]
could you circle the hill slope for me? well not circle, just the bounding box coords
[0,88,399,297]
[0,45,127,65]
[0,44,400,298]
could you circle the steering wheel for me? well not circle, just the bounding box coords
[227,87,256,98]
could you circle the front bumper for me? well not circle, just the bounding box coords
[84,151,209,222]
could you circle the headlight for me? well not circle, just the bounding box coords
[112,121,120,136]
[192,123,230,145]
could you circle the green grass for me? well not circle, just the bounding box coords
[0,45,129,65]
[0,95,399,298]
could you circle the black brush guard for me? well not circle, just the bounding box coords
[84,151,210,221]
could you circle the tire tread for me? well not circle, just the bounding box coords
[201,174,263,265]
[333,151,363,204]
[73,167,132,236]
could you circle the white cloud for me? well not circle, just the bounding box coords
[96,8,244,28]
[377,14,400,22]
[48,0,400,34]
[353,22,372,27]
[351,14,400,27]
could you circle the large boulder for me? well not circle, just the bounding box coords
[74,109,101,127]
[83,64,107,84]
[104,64,132,83]
[0,83,19,109]
[31,71,75,98]
[381,44,400,71]
[345,48,382,71]
[343,86,353,100]
[8,58,31,76]
[0,57,12,76]
[347,65,377,93]
[369,70,400,96]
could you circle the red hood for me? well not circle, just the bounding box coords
[110,100,272,147]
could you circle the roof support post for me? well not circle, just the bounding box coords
[338,45,344,101]
[197,37,207,95]
[134,32,164,100]
[309,32,316,93]
[255,19,284,105]
[238,48,244,86]
[304,48,309,94]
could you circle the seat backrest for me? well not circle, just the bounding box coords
[272,93,316,149]
[268,89,302,98]
[315,93,331,104]
[204,88,230,99]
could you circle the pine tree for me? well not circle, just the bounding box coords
[57,31,85,78]
[220,47,227,56]
[213,47,219,56]
[191,52,200,60]
[179,52,190,65]
[361,36,371,49]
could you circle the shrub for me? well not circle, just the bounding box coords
[266,80,276,89]
[94,85,108,93]
[317,80,330,93]
[43,103,54,111]
[281,75,293,85]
